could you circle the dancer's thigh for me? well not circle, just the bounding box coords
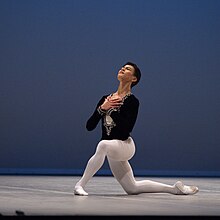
[105,137,135,161]
[107,157,135,182]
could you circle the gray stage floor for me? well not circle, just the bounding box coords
[0,175,219,216]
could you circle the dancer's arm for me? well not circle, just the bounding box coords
[86,96,106,131]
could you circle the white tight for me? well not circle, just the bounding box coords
[75,137,177,195]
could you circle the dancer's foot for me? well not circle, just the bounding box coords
[174,181,199,195]
[74,186,88,196]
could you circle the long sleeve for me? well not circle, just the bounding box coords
[86,96,106,131]
[86,93,139,141]
[100,94,139,140]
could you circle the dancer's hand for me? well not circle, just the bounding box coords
[100,95,123,111]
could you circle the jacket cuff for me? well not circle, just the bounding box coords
[97,106,106,115]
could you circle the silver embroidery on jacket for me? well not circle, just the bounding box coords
[102,93,132,136]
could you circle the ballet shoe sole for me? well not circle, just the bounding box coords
[74,189,88,196]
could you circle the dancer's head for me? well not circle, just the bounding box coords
[118,62,141,88]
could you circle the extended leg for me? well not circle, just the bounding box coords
[107,158,198,195]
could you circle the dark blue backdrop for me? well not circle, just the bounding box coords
[1,0,220,176]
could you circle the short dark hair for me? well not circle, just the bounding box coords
[123,62,141,88]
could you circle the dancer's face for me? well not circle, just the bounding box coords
[117,65,137,85]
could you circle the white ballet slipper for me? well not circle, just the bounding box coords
[174,181,199,195]
[74,186,88,196]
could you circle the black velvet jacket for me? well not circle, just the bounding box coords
[86,93,139,141]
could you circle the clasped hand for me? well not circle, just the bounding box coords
[100,95,123,111]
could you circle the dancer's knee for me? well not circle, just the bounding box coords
[119,178,138,195]
[123,184,138,195]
